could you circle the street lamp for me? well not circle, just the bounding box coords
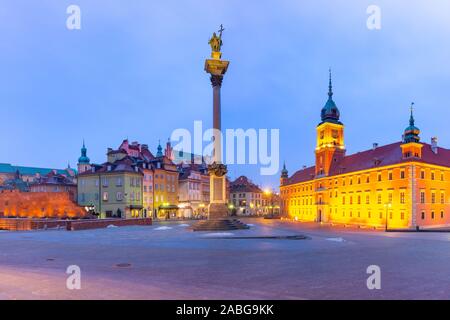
[384,203,392,231]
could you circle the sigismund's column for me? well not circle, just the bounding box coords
[204,26,230,219]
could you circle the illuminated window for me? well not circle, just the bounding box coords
[368,211,371,218]
[431,192,436,204]
[366,195,370,204]
[357,195,361,204]
[400,212,405,220]
[388,193,393,203]
[377,194,382,204]
[102,192,108,201]
[441,192,445,204]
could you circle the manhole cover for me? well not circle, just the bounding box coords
[46,258,55,261]
[115,263,132,268]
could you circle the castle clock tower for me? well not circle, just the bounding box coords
[315,70,345,177]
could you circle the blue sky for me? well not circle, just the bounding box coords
[0,0,449,190]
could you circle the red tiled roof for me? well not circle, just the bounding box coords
[230,176,262,193]
[285,141,450,185]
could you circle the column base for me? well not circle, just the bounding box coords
[208,203,229,220]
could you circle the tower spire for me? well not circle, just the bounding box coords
[409,102,415,126]
[328,68,333,98]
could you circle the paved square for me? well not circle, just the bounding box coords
[0,219,449,299]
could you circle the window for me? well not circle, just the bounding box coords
[102,192,108,201]
[366,195,370,205]
[431,172,435,180]
[102,177,109,187]
[431,211,435,219]
[421,212,425,220]
[116,177,123,187]
[357,195,361,205]
[366,175,370,183]
[441,211,444,219]
[378,173,382,182]
[388,193,393,204]
[420,170,425,179]
[401,212,405,220]
[400,192,405,204]
[400,170,405,179]
[342,196,346,205]
[420,191,425,204]
[388,171,393,180]
[441,192,445,204]
[431,192,436,204]
[116,192,123,201]
[377,194,382,204]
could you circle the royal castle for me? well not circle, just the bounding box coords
[280,73,450,230]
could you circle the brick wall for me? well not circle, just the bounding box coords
[0,190,87,218]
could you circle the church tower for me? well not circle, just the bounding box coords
[164,138,173,160]
[280,162,289,186]
[315,70,345,177]
[400,103,423,159]
[77,140,91,174]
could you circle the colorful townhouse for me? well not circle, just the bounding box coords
[77,140,179,219]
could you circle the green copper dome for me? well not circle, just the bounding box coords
[403,104,420,143]
[156,140,163,157]
[78,141,90,164]
[320,70,341,124]
[281,162,288,178]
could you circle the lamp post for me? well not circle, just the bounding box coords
[384,203,392,231]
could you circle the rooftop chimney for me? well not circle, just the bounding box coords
[372,143,378,151]
[431,137,438,154]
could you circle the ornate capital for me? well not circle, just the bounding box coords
[210,75,223,87]
[208,162,228,177]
